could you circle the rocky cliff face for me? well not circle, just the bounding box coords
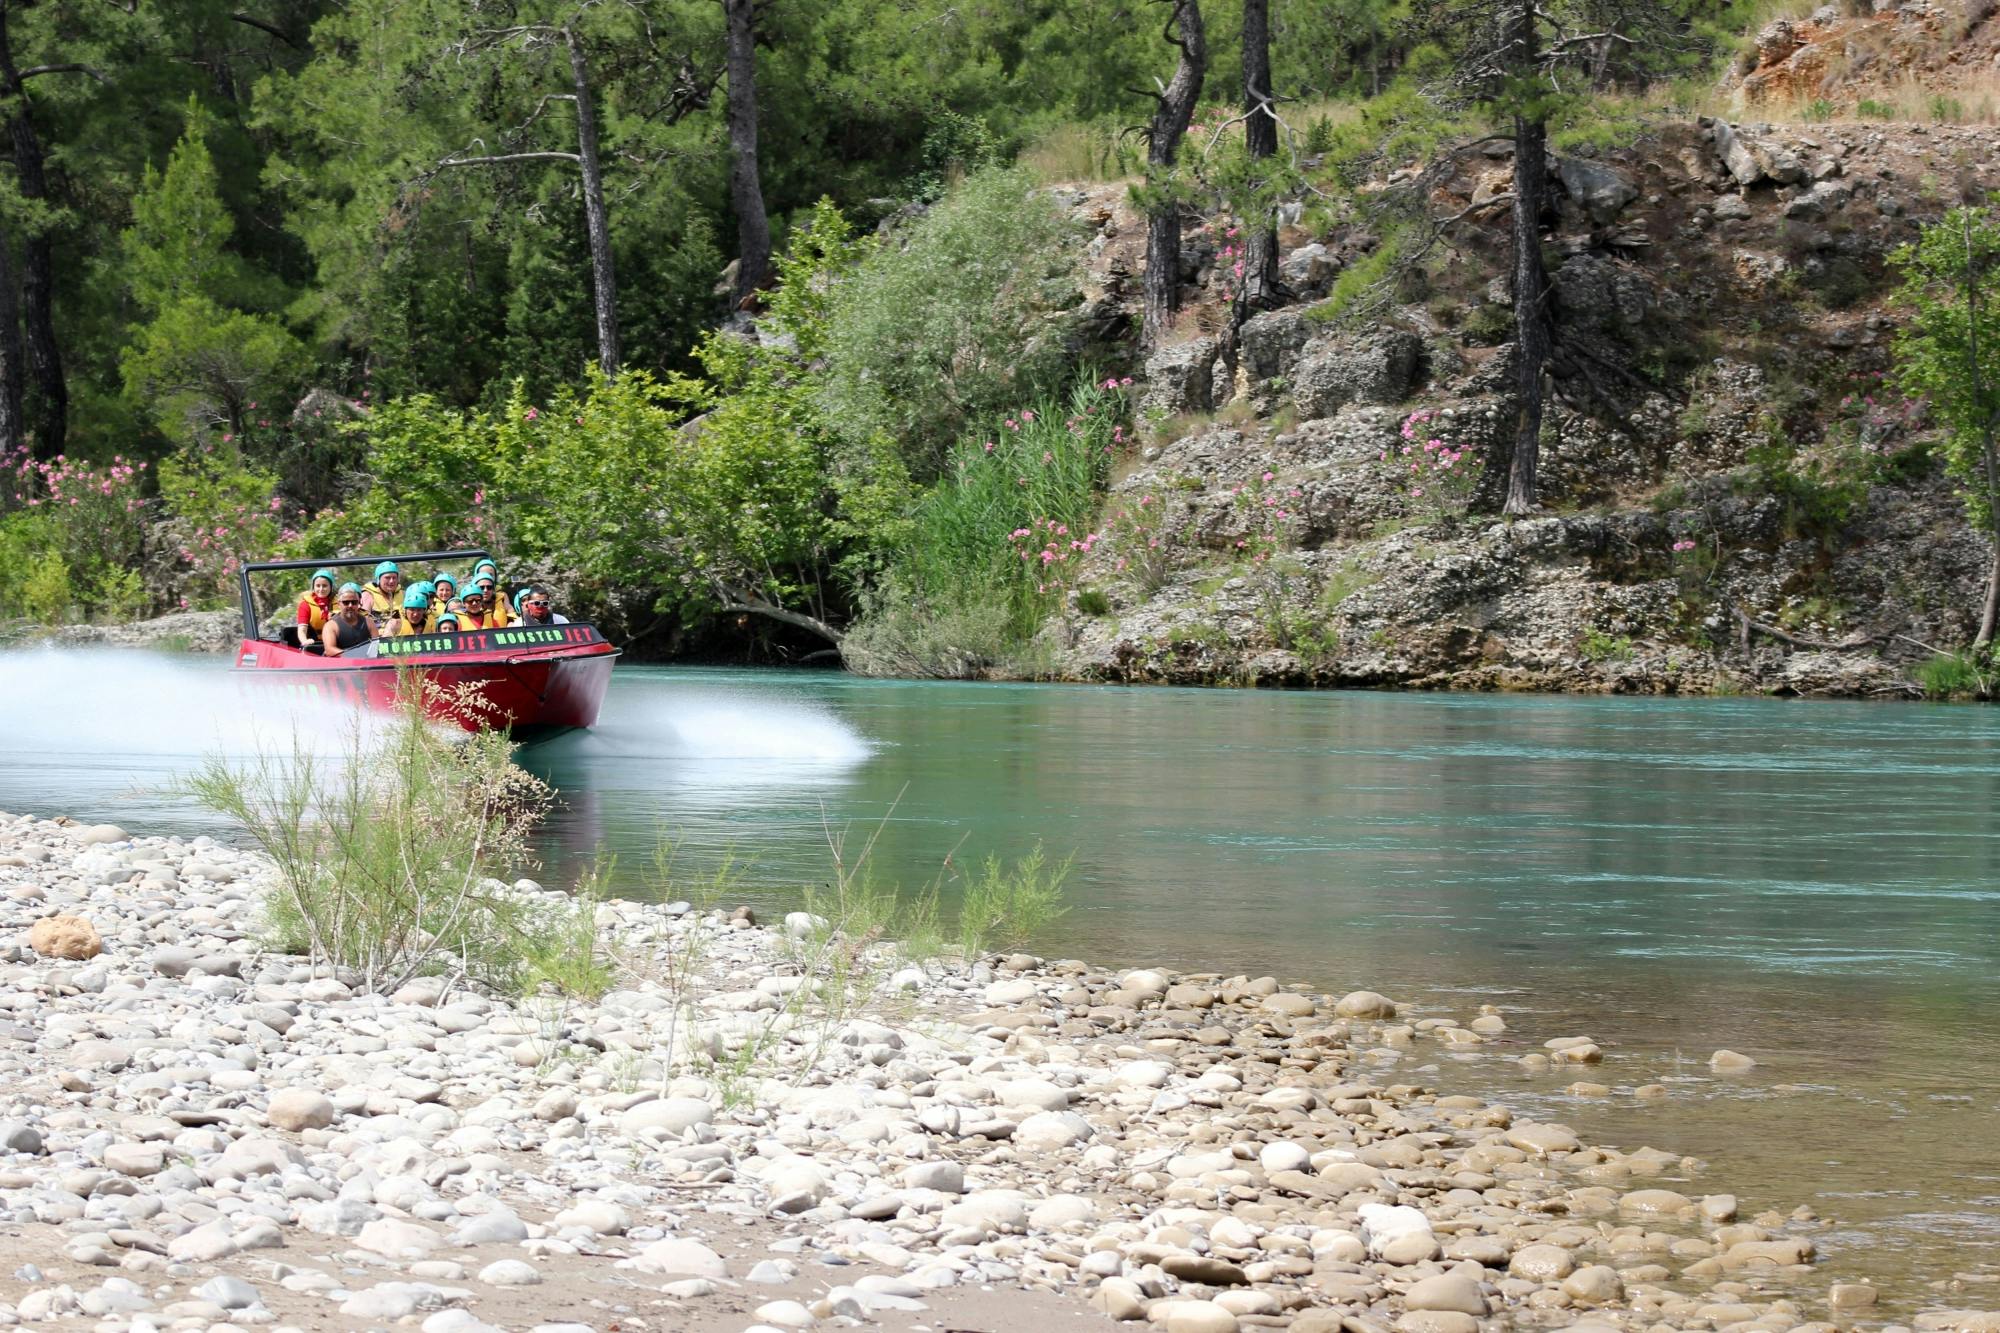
[1037,117,2000,697]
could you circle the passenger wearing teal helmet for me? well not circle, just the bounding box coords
[293,567,338,650]
[392,583,435,636]
[362,560,403,629]
[322,581,375,656]
[470,569,514,626]
[431,572,459,612]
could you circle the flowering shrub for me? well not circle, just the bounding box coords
[0,446,151,622]
[158,448,305,609]
[1007,516,1102,599]
[847,377,1130,674]
[1228,471,1306,561]
[1099,493,1175,595]
[1380,409,1479,520]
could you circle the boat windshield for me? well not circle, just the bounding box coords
[237,549,495,641]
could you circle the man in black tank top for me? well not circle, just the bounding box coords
[322,583,376,656]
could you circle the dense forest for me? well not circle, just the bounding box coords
[0,0,1405,641]
[4,0,1998,692]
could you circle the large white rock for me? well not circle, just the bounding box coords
[618,1096,714,1140]
[633,1237,728,1279]
[266,1089,336,1132]
[1358,1203,1434,1259]
[1015,1110,1093,1149]
[355,1218,441,1260]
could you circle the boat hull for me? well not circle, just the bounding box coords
[233,624,619,733]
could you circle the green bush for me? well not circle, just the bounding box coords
[159,449,293,608]
[822,166,1082,479]
[21,550,73,626]
[845,377,1126,674]
[1917,651,1995,700]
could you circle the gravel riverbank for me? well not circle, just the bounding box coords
[0,809,1994,1333]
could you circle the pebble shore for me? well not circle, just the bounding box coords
[1,810,1996,1333]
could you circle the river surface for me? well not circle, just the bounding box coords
[2,652,1997,1302]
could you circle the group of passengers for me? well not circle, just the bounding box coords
[293,558,568,655]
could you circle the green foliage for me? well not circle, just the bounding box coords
[1892,205,2000,536]
[119,101,307,448]
[846,377,1125,674]
[20,549,73,626]
[158,449,295,608]
[913,111,1003,201]
[823,167,1081,479]
[1580,627,1634,661]
[303,202,894,637]
[1917,651,1997,700]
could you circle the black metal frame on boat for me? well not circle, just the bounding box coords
[237,549,494,640]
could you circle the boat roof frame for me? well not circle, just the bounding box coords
[237,549,495,639]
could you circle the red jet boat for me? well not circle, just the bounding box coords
[232,550,619,735]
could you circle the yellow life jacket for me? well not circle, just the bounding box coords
[295,592,329,634]
[362,582,402,615]
[486,596,514,628]
[392,610,433,636]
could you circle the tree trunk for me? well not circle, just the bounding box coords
[723,0,770,306]
[564,28,620,379]
[1978,542,2000,648]
[0,221,21,457]
[0,7,65,458]
[1239,0,1283,312]
[1141,0,1206,348]
[1505,112,1552,516]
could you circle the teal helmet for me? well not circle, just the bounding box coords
[513,588,529,612]
[374,560,400,580]
[337,581,363,597]
[408,579,436,599]
[433,571,458,592]
[402,586,431,610]
[474,558,498,575]
[471,571,497,590]
[435,612,460,630]
[310,567,336,589]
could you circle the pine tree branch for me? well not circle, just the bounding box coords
[229,13,300,48]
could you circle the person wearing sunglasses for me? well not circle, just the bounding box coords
[321,582,376,656]
[518,586,568,625]
[455,586,494,630]
[292,567,336,649]
[469,572,514,627]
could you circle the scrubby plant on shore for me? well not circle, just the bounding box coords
[1917,650,1998,700]
[182,679,605,998]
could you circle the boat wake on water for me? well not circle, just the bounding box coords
[548,684,873,764]
[0,646,368,763]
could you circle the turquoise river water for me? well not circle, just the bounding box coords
[2,651,1996,1302]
